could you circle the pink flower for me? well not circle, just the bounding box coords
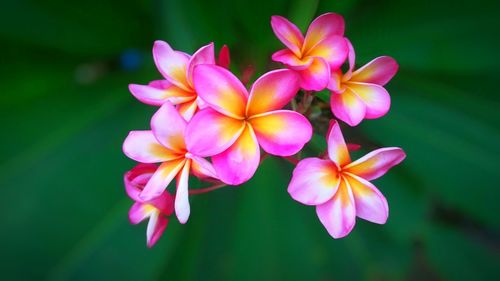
[185,65,312,185]
[124,164,174,248]
[128,41,217,120]
[123,102,217,223]
[288,121,406,238]
[328,40,399,126]
[271,13,348,91]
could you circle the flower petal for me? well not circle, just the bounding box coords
[297,57,330,91]
[140,158,186,201]
[246,69,300,116]
[151,102,187,153]
[175,159,191,224]
[326,120,351,166]
[190,155,218,179]
[193,64,248,119]
[124,166,175,215]
[212,124,260,185]
[177,99,198,121]
[124,163,158,201]
[270,15,304,57]
[271,49,312,70]
[303,13,345,54]
[344,173,388,224]
[327,70,344,92]
[217,44,230,69]
[185,108,245,157]
[146,211,169,248]
[123,131,181,163]
[196,95,209,110]
[148,191,175,216]
[330,87,366,126]
[316,178,356,239]
[350,56,398,86]
[305,35,348,70]
[344,38,356,78]
[346,82,391,119]
[186,42,215,86]
[288,158,340,205]
[129,202,154,224]
[153,41,191,91]
[344,147,406,180]
[128,81,194,106]
[249,110,312,156]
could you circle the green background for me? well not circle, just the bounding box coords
[1,0,499,280]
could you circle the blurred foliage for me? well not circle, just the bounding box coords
[0,0,499,280]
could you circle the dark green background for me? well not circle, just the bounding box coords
[1,0,499,280]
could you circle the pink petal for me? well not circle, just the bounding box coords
[305,35,348,70]
[288,158,340,205]
[196,95,208,110]
[316,178,356,239]
[217,44,230,69]
[212,124,260,185]
[330,88,366,126]
[124,163,158,201]
[186,42,216,86]
[185,108,245,157]
[128,81,194,106]
[246,69,301,116]
[344,38,356,78]
[148,191,175,216]
[326,120,351,167]
[249,110,312,156]
[303,13,345,54]
[344,147,406,181]
[151,102,187,153]
[327,70,344,92]
[152,41,191,91]
[346,82,391,119]
[271,49,312,70]
[344,173,388,224]
[123,131,182,163]
[192,64,248,119]
[297,57,330,91]
[128,202,154,224]
[347,143,362,151]
[270,15,304,57]
[140,158,186,201]
[175,159,191,224]
[146,211,169,248]
[190,155,218,180]
[176,99,198,121]
[350,56,398,86]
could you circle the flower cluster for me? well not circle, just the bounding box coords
[123,12,406,247]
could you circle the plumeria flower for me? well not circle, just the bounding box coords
[124,163,174,248]
[185,65,312,185]
[328,40,399,126]
[288,121,406,238]
[128,41,217,120]
[123,102,218,223]
[271,13,348,91]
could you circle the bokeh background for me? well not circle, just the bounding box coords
[1,0,499,280]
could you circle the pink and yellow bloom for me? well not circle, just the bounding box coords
[271,13,348,91]
[123,102,217,223]
[328,40,399,126]
[185,65,312,185]
[288,121,406,238]
[125,163,174,248]
[128,41,217,120]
